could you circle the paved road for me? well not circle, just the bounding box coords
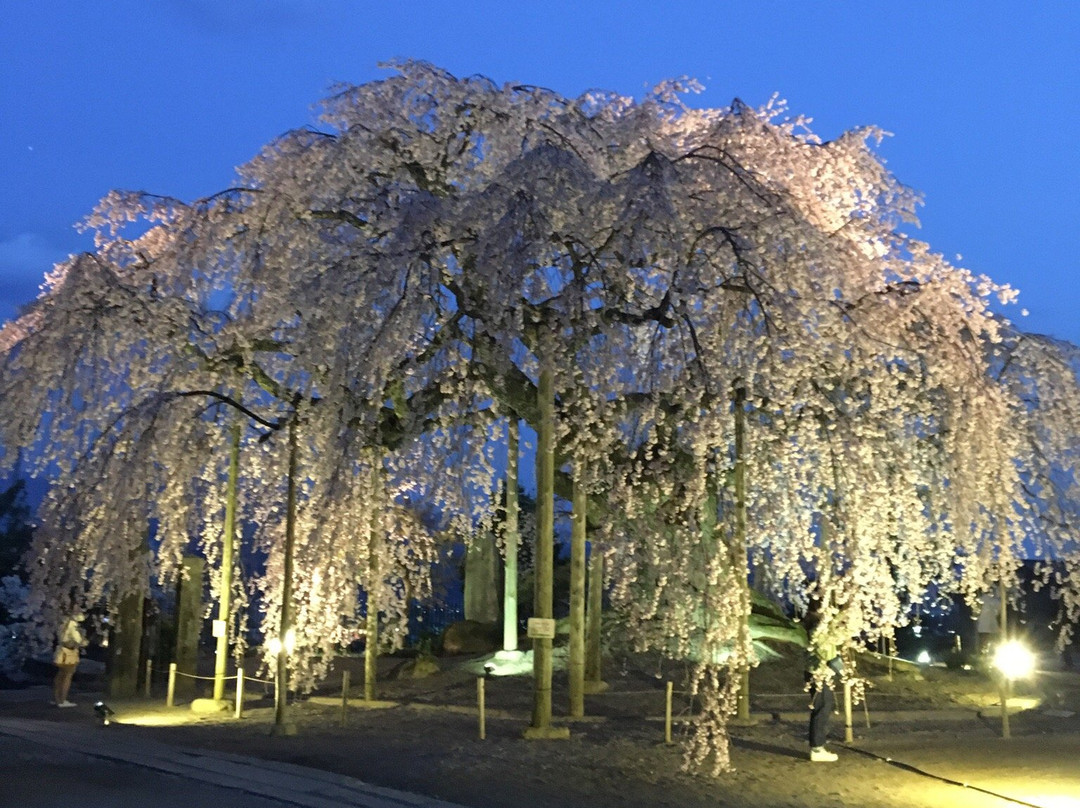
[0,731,300,808]
[0,717,466,808]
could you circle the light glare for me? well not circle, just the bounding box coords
[993,640,1035,679]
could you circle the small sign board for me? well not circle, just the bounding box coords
[526,617,556,640]
[211,619,227,638]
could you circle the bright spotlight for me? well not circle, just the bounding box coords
[916,649,931,665]
[268,628,297,657]
[993,640,1035,680]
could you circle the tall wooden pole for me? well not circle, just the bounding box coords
[502,419,520,653]
[365,463,382,701]
[733,384,752,723]
[568,465,587,717]
[213,419,241,702]
[531,360,554,730]
[272,418,298,735]
[998,572,1010,739]
[584,546,605,688]
[524,355,567,739]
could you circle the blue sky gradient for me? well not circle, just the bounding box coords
[2,1,1077,340]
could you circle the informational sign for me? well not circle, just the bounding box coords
[211,619,227,638]
[526,617,556,639]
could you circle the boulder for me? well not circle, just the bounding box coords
[190,697,231,714]
[394,654,441,679]
[441,620,500,656]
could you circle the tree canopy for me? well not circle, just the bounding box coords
[2,61,1077,771]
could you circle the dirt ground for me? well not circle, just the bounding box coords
[4,650,1080,808]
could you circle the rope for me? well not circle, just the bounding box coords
[172,671,237,681]
[845,745,1052,808]
[165,670,273,684]
[600,688,695,696]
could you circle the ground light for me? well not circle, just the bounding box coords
[991,639,1036,740]
[93,701,115,726]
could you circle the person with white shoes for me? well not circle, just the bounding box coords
[52,611,87,707]
[804,601,844,762]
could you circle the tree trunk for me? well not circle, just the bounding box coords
[502,418,520,653]
[174,554,204,703]
[213,419,241,701]
[464,530,500,624]
[569,466,587,717]
[107,590,143,698]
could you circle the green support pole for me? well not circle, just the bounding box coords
[213,419,241,702]
[272,418,298,736]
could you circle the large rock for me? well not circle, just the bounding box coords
[441,620,500,656]
[190,697,231,714]
[393,654,441,679]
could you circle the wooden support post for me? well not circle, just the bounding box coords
[144,659,152,698]
[478,677,486,740]
[843,680,854,743]
[568,468,586,718]
[234,669,244,719]
[1000,678,1011,739]
[214,420,241,702]
[664,681,674,745]
[502,419,520,653]
[340,669,350,727]
[166,662,176,708]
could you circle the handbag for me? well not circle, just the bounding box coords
[53,646,79,666]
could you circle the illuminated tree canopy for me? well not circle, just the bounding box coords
[2,61,1078,771]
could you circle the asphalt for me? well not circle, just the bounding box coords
[0,714,467,808]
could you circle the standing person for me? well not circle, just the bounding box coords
[804,603,843,762]
[52,612,87,707]
[976,590,1002,658]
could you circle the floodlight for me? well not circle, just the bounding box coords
[268,628,297,657]
[993,640,1035,680]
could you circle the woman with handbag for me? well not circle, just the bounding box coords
[52,612,87,707]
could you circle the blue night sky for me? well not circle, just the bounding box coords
[2,2,1078,341]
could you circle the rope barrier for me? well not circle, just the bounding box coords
[172,670,238,681]
[844,745,1052,808]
